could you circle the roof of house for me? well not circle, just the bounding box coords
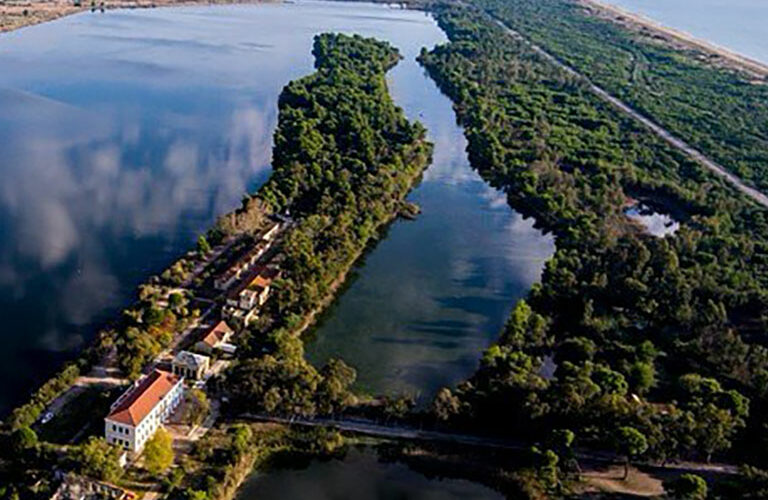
[199,320,234,348]
[246,274,272,292]
[106,370,181,426]
[225,264,267,301]
[173,350,210,370]
[217,242,269,283]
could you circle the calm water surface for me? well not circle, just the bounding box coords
[625,204,680,237]
[0,1,553,414]
[236,447,503,500]
[306,54,554,398]
[605,0,768,64]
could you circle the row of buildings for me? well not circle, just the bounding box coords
[103,220,285,454]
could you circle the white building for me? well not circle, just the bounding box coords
[171,351,210,380]
[261,221,281,241]
[104,370,184,453]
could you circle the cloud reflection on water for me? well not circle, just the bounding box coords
[0,85,274,408]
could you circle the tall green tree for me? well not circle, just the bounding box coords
[143,428,174,475]
[614,426,648,480]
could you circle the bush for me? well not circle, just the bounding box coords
[664,473,708,499]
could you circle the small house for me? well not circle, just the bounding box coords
[171,351,210,380]
[194,320,234,354]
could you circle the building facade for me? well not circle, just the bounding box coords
[171,351,210,380]
[104,370,184,453]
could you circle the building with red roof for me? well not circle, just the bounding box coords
[194,320,235,354]
[104,369,184,453]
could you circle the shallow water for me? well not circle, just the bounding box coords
[625,204,680,237]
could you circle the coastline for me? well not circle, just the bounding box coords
[0,0,276,34]
[5,0,767,79]
[579,0,768,79]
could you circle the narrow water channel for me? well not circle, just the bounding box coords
[306,37,555,398]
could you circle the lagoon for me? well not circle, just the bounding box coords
[0,1,553,414]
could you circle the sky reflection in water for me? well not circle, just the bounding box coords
[0,1,554,413]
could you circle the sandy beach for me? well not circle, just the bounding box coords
[580,0,768,79]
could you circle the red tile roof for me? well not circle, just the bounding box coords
[200,320,234,348]
[247,274,272,291]
[106,370,181,426]
[225,265,267,301]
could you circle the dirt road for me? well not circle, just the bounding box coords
[491,16,768,210]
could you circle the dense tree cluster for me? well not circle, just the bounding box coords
[143,428,174,475]
[75,437,124,483]
[224,331,356,417]
[109,286,198,379]
[474,0,768,193]
[257,33,432,316]
[420,5,768,474]
[221,34,430,417]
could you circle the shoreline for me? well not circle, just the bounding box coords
[0,0,276,34]
[580,0,768,79]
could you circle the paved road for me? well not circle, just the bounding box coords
[243,414,738,476]
[489,17,768,209]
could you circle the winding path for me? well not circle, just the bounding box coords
[489,16,768,209]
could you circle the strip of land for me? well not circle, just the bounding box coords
[580,0,768,79]
[490,16,768,210]
[1,32,434,500]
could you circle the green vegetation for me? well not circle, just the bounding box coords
[36,387,117,445]
[259,32,431,317]
[9,364,80,430]
[613,426,648,479]
[419,4,768,477]
[473,0,768,193]
[167,424,344,500]
[76,436,124,483]
[9,428,38,455]
[664,473,708,500]
[223,33,431,415]
[144,428,174,475]
[113,287,199,379]
[2,31,431,499]
[183,389,211,427]
[225,332,357,417]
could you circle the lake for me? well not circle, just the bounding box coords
[0,0,553,414]
[604,0,768,65]
[236,446,504,500]
[0,2,554,494]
